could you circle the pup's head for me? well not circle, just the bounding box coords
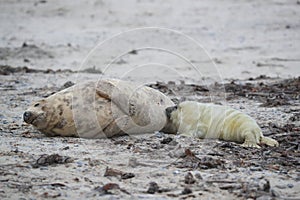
[165,105,178,119]
[165,101,200,125]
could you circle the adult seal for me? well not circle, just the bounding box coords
[23,79,175,138]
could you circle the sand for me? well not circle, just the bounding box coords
[0,0,299,199]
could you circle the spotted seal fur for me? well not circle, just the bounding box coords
[23,79,175,138]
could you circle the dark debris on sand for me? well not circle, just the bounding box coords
[223,77,300,107]
[0,65,73,75]
[0,65,102,75]
[174,149,225,169]
[148,81,209,97]
[212,132,300,172]
[148,76,300,107]
[32,154,73,168]
[1,72,299,199]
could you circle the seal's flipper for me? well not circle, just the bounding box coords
[96,79,139,117]
[96,79,174,133]
[240,131,261,148]
[241,141,261,148]
[102,116,130,138]
[95,79,117,101]
[261,136,279,147]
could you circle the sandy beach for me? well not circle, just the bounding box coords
[0,0,299,199]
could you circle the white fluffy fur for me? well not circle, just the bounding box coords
[169,101,279,148]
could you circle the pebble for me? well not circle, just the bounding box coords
[181,187,192,195]
[173,170,180,175]
[121,173,135,180]
[62,146,70,150]
[275,184,286,189]
[147,182,159,194]
[250,166,262,171]
[77,161,83,167]
[168,140,178,146]
[160,137,173,144]
[39,167,48,170]
[270,189,280,197]
[195,172,203,180]
[154,131,164,138]
[184,172,196,184]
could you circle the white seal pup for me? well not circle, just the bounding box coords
[23,79,175,138]
[165,101,279,148]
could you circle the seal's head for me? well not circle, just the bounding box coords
[24,91,77,137]
[23,99,57,131]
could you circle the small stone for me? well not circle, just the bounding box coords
[181,187,192,195]
[161,137,173,144]
[168,140,178,146]
[154,131,164,138]
[77,161,83,167]
[271,189,280,197]
[173,170,180,175]
[147,182,159,194]
[250,166,262,171]
[62,81,75,89]
[259,179,270,192]
[121,173,135,179]
[195,173,203,180]
[32,154,73,168]
[184,172,196,184]
[40,167,48,170]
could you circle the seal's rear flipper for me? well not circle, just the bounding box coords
[261,136,279,147]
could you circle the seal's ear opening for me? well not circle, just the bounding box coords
[165,105,178,119]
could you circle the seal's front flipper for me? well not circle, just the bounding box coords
[241,132,261,148]
[95,79,117,101]
[261,136,279,147]
[102,116,131,138]
[241,141,261,148]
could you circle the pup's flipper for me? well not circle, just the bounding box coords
[241,132,261,148]
[261,136,279,147]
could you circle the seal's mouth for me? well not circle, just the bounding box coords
[31,115,40,125]
[26,116,37,124]
[31,113,47,126]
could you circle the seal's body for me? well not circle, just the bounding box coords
[165,101,279,148]
[24,80,279,148]
[23,79,175,138]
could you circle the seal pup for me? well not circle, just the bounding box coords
[164,101,279,148]
[23,79,175,138]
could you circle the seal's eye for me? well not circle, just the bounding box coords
[34,103,40,107]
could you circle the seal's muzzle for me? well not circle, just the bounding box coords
[165,105,178,119]
[23,111,32,123]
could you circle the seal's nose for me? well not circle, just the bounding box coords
[165,105,178,119]
[23,111,32,123]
